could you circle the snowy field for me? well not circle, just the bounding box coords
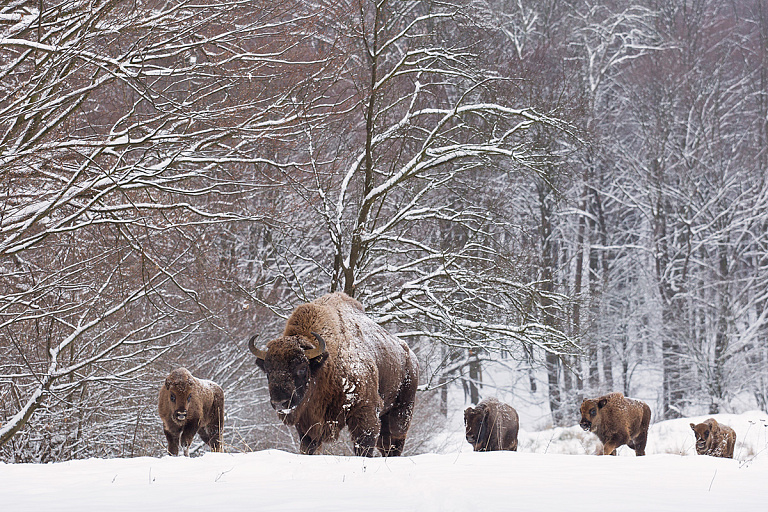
[2,411,767,511]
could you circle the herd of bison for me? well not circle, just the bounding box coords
[158,292,737,459]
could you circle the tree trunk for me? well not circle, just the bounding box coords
[661,305,684,419]
[468,351,482,405]
[545,351,563,425]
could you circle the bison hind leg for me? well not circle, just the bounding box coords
[376,432,406,457]
[630,431,648,456]
[199,426,223,452]
[376,378,417,457]
[377,405,414,457]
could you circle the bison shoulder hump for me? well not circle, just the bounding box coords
[283,303,323,338]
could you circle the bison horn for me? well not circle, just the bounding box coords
[248,334,267,360]
[305,332,327,359]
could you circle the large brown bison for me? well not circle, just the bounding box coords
[158,368,224,456]
[248,292,419,457]
[690,418,736,458]
[579,392,651,456]
[464,398,519,452]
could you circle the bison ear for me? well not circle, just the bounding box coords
[690,423,696,431]
[308,351,329,371]
[597,398,608,409]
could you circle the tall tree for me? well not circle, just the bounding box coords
[267,0,578,384]
[0,0,312,455]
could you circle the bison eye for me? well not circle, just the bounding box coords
[296,366,308,379]
[590,408,596,417]
[170,393,176,403]
[704,431,709,439]
[187,395,192,403]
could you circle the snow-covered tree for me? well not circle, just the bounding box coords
[0,0,314,457]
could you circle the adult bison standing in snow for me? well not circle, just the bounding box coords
[249,292,419,457]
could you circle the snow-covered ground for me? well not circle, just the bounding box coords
[2,411,767,511]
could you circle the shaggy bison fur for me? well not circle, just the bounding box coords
[579,392,651,456]
[158,368,224,456]
[464,398,519,452]
[249,292,419,457]
[690,418,736,458]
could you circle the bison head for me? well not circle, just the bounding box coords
[579,397,607,432]
[464,406,485,448]
[165,369,194,423]
[690,421,716,455]
[249,332,328,423]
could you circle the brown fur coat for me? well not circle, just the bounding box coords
[250,292,418,457]
[690,418,736,458]
[158,368,224,456]
[464,398,519,451]
[580,392,651,456]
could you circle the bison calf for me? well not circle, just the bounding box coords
[464,398,519,452]
[690,418,736,458]
[579,392,651,456]
[158,368,224,456]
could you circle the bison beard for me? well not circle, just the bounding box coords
[464,398,519,452]
[249,292,419,457]
[579,392,651,456]
[158,368,224,456]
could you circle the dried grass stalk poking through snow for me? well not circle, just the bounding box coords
[464,398,520,452]
[579,392,651,456]
[249,292,419,457]
[690,418,736,458]
[158,368,225,456]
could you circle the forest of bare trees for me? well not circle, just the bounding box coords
[1,0,766,462]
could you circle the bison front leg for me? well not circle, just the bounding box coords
[348,411,380,457]
[600,435,624,456]
[180,422,198,457]
[296,426,323,455]
[164,428,181,456]
[353,435,377,457]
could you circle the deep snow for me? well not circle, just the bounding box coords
[2,411,767,511]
